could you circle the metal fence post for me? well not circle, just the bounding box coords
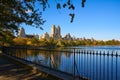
[74,48,75,79]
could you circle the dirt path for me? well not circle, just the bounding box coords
[0,54,59,80]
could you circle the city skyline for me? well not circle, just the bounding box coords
[18,25,74,40]
[21,0,120,41]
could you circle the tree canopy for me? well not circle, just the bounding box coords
[0,0,45,32]
[12,37,120,47]
[0,0,86,32]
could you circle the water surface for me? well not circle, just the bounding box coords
[13,46,120,80]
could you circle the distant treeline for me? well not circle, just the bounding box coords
[1,36,120,47]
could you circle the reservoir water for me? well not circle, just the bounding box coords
[11,46,120,80]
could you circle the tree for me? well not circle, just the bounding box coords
[45,38,57,48]
[0,0,45,32]
[39,38,48,46]
[13,38,27,45]
[30,37,39,46]
[0,30,15,46]
[0,0,86,32]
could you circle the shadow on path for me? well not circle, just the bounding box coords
[0,54,61,80]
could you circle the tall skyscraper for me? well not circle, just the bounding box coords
[57,25,61,38]
[51,25,56,38]
[17,27,26,38]
[50,25,61,39]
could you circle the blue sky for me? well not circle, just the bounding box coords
[22,0,120,40]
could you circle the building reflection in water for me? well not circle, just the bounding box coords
[14,49,73,74]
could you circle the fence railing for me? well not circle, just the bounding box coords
[1,46,120,80]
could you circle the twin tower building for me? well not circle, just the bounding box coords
[18,25,62,40]
[41,25,61,39]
